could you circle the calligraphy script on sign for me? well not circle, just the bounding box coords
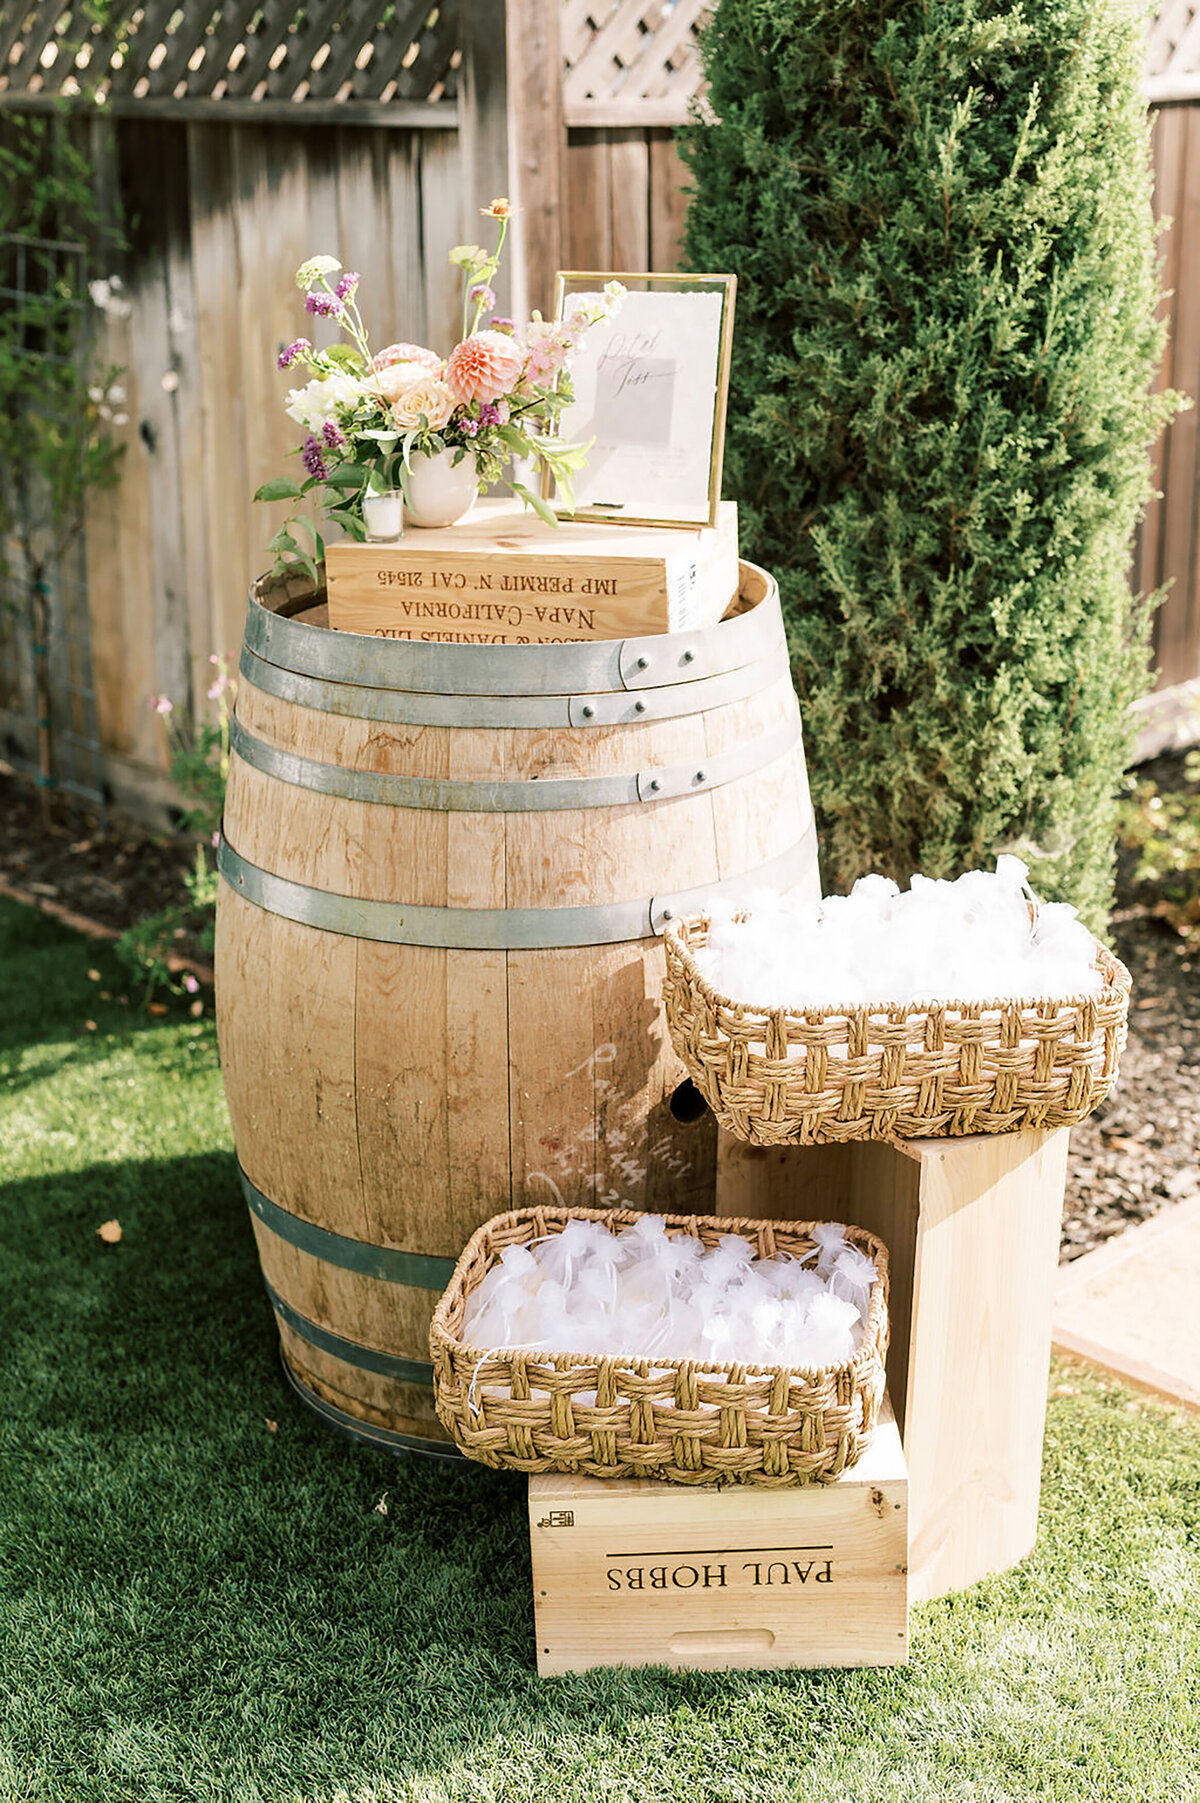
[556,284,729,524]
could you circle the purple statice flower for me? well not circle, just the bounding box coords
[459,417,480,438]
[469,282,496,313]
[489,316,515,335]
[302,434,329,480]
[305,291,344,318]
[277,337,312,370]
[322,418,346,451]
[335,271,360,303]
[477,401,500,429]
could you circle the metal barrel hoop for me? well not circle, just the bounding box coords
[228,712,803,813]
[237,642,789,730]
[243,560,786,701]
[217,826,819,952]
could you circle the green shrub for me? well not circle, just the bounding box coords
[1119,746,1200,947]
[681,0,1178,926]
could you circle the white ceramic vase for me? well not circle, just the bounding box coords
[402,446,479,530]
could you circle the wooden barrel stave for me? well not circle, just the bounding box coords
[225,679,805,904]
[216,560,820,1451]
[274,1318,443,1445]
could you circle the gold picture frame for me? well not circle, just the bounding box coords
[545,270,737,530]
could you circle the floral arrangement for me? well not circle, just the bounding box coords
[255,199,623,579]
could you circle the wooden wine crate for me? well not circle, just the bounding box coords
[529,1401,908,1675]
[716,1128,1072,1604]
[325,499,739,642]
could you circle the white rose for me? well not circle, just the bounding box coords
[284,372,364,432]
[369,361,428,403]
[390,377,457,431]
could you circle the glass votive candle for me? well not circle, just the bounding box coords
[363,489,404,542]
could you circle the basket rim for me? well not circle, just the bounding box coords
[429,1204,889,1385]
[664,910,1132,1024]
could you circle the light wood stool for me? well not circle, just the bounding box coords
[716,1126,1071,1602]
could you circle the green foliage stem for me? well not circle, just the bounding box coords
[681,0,1180,926]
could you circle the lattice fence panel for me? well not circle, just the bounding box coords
[562,0,708,127]
[1148,1,1200,76]
[0,2,460,114]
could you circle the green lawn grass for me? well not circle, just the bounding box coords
[1,893,1199,1803]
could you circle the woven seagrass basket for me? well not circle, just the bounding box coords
[662,912,1131,1147]
[429,1205,889,1486]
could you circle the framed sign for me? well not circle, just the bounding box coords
[548,271,736,529]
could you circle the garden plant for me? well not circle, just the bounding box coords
[682,0,1179,926]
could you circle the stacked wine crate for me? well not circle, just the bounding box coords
[529,1405,909,1675]
[324,500,740,642]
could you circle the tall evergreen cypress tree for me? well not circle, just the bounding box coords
[682,0,1177,925]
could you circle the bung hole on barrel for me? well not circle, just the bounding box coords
[669,1079,709,1125]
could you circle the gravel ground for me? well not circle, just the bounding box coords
[2,756,1197,1262]
[1062,900,1200,1260]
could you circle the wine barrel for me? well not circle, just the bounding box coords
[215,560,820,1453]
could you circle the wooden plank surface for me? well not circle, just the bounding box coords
[188,121,253,663]
[232,125,313,596]
[324,499,739,640]
[420,130,466,353]
[505,0,565,320]
[608,131,650,271]
[530,1403,908,1674]
[902,1128,1069,1603]
[1154,104,1200,687]
[649,131,690,270]
[715,1127,1070,1602]
[566,131,612,271]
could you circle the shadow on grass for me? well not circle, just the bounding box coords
[0,1152,911,1798]
[0,896,201,1087]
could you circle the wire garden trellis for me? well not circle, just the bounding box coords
[0,230,108,809]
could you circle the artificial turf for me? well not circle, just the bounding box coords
[1,892,1198,1802]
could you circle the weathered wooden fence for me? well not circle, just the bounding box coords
[1140,6,1200,703]
[82,114,463,805]
[1,0,1198,815]
[0,1,470,809]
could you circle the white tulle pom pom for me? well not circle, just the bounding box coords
[461,1216,879,1370]
[693,858,1100,1009]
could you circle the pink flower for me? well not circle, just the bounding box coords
[372,361,428,403]
[151,696,173,716]
[522,321,572,386]
[390,376,457,430]
[445,330,525,405]
[183,974,200,994]
[374,342,442,373]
